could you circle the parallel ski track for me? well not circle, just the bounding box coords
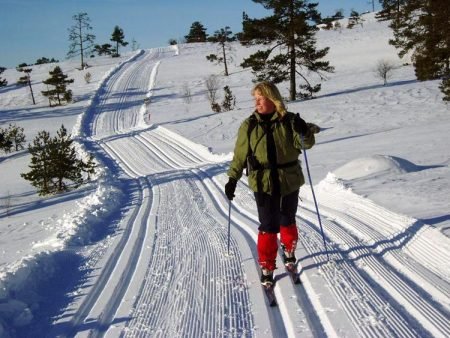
[63,49,171,337]
[91,48,167,139]
[66,173,150,337]
[102,132,255,337]
[299,193,450,337]
[315,193,450,301]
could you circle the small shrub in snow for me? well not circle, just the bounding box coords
[181,83,192,104]
[375,59,396,86]
[84,71,92,84]
[205,75,220,104]
[211,102,221,113]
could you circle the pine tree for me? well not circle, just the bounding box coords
[94,43,113,56]
[332,9,344,20]
[50,125,83,192]
[21,131,54,195]
[348,10,364,29]
[110,26,128,57]
[0,127,13,153]
[17,67,36,105]
[79,153,97,181]
[41,66,74,106]
[131,38,140,50]
[0,67,7,87]
[221,86,236,111]
[0,132,7,152]
[185,21,208,43]
[4,124,26,151]
[439,77,450,102]
[67,12,96,69]
[240,0,334,100]
[376,0,405,21]
[21,125,96,195]
[206,27,234,76]
[389,0,450,100]
[35,57,58,65]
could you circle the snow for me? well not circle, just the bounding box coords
[1,13,449,337]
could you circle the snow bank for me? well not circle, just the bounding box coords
[333,154,420,180]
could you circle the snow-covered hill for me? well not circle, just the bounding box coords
[1,13,449,337]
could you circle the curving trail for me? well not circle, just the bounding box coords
[57,47,449,338]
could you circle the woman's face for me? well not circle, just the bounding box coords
[254,90,275,115]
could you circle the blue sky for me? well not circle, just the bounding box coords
[0,1,379,68]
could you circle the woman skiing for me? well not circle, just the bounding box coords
[225,81,318,285]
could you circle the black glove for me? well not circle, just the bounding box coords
[225,178,237,200]
[293,114,309,136]
[307,122,320,134]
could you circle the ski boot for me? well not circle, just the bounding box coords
[260,268,275,286]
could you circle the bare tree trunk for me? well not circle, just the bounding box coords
[79,20,84,69]
[28,79,35,105]
[222,43,229,76]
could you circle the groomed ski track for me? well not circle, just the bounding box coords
[57,48,449,337]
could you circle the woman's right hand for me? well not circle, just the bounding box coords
[225,178,237,200]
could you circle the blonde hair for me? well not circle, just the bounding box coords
[251,81,287,117]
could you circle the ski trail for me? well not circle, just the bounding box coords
[52,43,448,337]
[50,49,173,337]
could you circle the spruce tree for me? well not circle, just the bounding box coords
[185,21,208,43]
[206,27,234,76]
[110,26,128,57]
[17,67,36,105]
[67,12,96,69]
[240,0,334,100]
[389,0,450,100]
[41,66,74,106]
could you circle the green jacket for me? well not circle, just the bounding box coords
[227,111,315,196]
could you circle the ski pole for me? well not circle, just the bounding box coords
[301,134,330,261]
[227,200,232,255]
